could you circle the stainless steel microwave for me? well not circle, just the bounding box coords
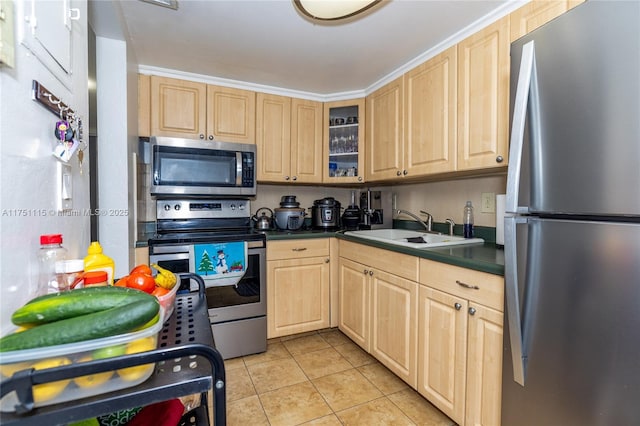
[150,136,256,197]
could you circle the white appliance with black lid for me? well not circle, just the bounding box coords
[149,198,266,360]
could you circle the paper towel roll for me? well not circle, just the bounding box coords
[496,194,506,246]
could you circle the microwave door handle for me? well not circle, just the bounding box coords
[236,152,243,186]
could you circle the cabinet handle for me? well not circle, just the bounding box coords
[358,177,363,182]
[396,170,402,176]
[468,307,477,316]
[454,302,462,310]
[496,155,504,163]
[199,134,205,139]
[291,247,307,252]
[369,270,373,276]
[325,258,330,263]
[292,176,297,181]
[208,135,214,140]
[456,280,479,290]
[284,176,290,181]
[363,269,369,275]
[403,169,408,175]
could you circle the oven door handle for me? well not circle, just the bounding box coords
[178,273,206,300]
[149,253,190,262]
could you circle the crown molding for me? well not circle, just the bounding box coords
[139,0,527,101]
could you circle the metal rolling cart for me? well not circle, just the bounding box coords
[0,274,226,426]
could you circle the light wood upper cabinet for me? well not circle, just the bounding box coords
[510,0,585,42]
[324,99,366,184]
[138,74,151,137]
[266,239,330,338]
[149,76,255,142]
[291,98,324,183]
[365,76,404,181]
[457,16,510,171]
[256,94,323,183]
[150,76,207,139]
[206,85,256,144]
[256,93,291,182]
[404,46,457,176]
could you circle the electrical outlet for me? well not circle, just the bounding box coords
[481,192,495,213]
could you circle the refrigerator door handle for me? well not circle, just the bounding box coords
[505,215,528,386]
[506,40,538,215]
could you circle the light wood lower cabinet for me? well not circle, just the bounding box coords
[338,240,419,386]
[266,239,331,338]
[419,258,504,426]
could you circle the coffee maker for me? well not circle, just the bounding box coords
[359,190,392,229]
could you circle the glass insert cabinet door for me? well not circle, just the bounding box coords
[323,99,365,183]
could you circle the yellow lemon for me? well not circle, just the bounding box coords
[0,361,32,378]
[73,356,114,389]
[116,337,156,382]
[32,357,72,402]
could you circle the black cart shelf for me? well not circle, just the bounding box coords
[0,274,226,426]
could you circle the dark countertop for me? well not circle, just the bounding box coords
[263,229,505,276]
[138,225,504,276]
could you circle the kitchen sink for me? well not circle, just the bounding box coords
[344,229,484,249]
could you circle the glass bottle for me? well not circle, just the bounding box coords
[463,201,474,239]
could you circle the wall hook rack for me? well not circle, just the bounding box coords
[31,80,74,120]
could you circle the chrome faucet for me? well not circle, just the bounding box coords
[445,218,455,236]
[396,209,432,232]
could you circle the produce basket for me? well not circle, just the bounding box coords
[0,311,164,412]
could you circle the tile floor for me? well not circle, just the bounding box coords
[223,328,456,426]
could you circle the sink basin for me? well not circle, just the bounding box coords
[344,229,484,249]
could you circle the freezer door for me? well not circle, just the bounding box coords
[508,1,640,217]
[503,217,640,425]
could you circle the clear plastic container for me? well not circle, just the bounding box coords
[54,259,84,292]
[39,234,68,295]
[0,311,164,411]
[463,201,474,239]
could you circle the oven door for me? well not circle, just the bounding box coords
[193,246,266,324]
[148,248,192,292]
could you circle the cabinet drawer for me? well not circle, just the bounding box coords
[420,259,504,312]
[267,238,330,261]
[340,240,419,282]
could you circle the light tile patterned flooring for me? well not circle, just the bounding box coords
[223,328,456,426]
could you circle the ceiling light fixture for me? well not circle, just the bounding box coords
[139,0,178,10]
[293,0,382,21]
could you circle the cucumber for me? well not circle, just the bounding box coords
[0,298,160,352]
[12,286,152,326]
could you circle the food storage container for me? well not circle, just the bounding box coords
[156,275,180,319]
[0,311,164,412]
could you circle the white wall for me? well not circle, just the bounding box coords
[254,175,506,228]
[94,36,139,278]
[0,0,90,336]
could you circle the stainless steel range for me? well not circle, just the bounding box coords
[148,198,266,360]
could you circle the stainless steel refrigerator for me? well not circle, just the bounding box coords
[503,1,640,425]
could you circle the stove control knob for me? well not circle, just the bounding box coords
[230,204,236,210]
[238,203,245,210]
[163,204,171,211]
[174,204,181,211]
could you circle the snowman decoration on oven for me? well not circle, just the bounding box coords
[215,249,229,274]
